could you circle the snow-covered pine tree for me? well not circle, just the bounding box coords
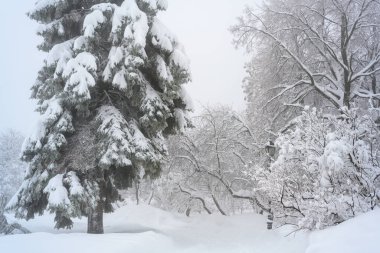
[7,0,191,234]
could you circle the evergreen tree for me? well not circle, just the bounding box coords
[7,0,191,234]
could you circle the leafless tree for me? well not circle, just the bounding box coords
[154,106,271,216]
[233,0,380,127]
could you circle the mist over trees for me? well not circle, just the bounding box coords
[0,130,26,201]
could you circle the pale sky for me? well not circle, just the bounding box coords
[0,0,259,135]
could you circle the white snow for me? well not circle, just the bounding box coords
[170,48,190,70]
[34,0,61,12]
[46,40,74,76]
[47,40,73,66]
[112,68,128,90]
[139,85,170,129]
[156,55,170,81]
[150,18,175,52]
[306,209,380,253]
[1,203,379,253]
[64,172,84,197]
[157,0,168,10]
[72,52,97,71]
[73,36,87,51]
[179,87,194,111]
[83,9,106,38]
[103,46,124,82]
[63,52,97,100]
[37,19,64,37]
[320,134,350,173]
[97,105,133,168]
[43,174,70,208]
[112,0,149,48]
[91,3,116,13]
[174,109,185,132]
[21,97,63,154]
[131,13,149,48]
[109,47,124,68]
[1,204,306,253]
[130,122,151,151]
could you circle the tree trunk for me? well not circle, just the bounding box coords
[147,186,154,205]
[87,202,104,234]
[211,194,227,216]
[135,180,140,205]
[341,14,351,109]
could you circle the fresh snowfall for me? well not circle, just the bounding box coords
[1,0,380,252]
[1,203,379,253]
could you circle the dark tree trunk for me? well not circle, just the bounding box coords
[87,202,104,234]
[135,180,140,205]
[211,194,227,216]
[341,14,351,109]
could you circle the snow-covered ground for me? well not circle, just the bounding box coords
[306,209,380,253]
[0,204,378,253]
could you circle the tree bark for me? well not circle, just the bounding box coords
[87,202,104,234]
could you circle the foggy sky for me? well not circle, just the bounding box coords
[0,0,258,135]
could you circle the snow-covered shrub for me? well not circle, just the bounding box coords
[260,107,380,230]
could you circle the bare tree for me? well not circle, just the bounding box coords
[233,0,380,114]
[154,106,271,216]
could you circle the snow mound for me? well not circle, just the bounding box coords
[306,209,380,253]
